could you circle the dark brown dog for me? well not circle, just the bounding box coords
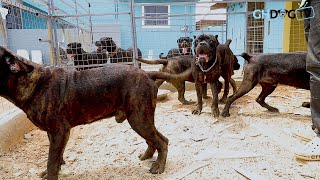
[0,47,168,179]
[95,37,142,64]
[192,35,237,117]
[159,37,193,59]
[137,55,210,104]
[221,52,310,117]
[66,42,108,71]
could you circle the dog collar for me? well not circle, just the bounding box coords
[195,57,217,73]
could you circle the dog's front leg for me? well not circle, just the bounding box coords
[210,81,219,117]
[192,81,203,115]
[41,128,70,180]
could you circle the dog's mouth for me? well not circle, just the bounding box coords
[196,48,211,62]
[198,53,209,62]
[67,54,75,60]
[182,48,188,54]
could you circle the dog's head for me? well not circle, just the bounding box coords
[95,37,117,53]
[194,34,219,63]
[177,37,193,54]
[66,42,83,60]
[0,46,34,94]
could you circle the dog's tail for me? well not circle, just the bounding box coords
[233,55,240,70]
[147,68,192,82]
[225,39,232,46]
[240,52,253,62]
[137,58,168,65]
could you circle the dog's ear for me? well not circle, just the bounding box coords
[215,35,218,39]
[5,56,33,74]
[2,47,34,74]
[6,57,20,73]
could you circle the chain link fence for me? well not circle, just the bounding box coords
[0,0,308,118]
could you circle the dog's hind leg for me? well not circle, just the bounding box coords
[41,128,70,180]
[256,83,279,112]
[127,112,168,174]
[230,78,237,96]
[173,81,193,105]
[219,76,231,104]
[192,82,203,115]
[155,79,165,87]
[221,78,258,117]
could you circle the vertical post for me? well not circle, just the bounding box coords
[50,0,60,67]
[244,1,248,53]
[88,2,93,45]
[0,1,8,47]
[47,0,55,66]
[74,0,79,42]
[129,0,138,67]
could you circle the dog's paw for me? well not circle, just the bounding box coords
[202,95,210,99]
[150,162,165,174]
[182,100,195,105]
[39,170,47,179]
[219,98,227,104]
[221,111,230,117]
[192,109,201,115]
[302,102,310,108]
[212,108,219,117]
[268,107,279,112]
[139,153,153,161]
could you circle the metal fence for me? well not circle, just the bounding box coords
[0,0,308,117]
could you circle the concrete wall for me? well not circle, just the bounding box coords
[0,108,35,153]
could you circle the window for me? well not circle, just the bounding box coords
[143,5,170,27]
[3,5,22,29]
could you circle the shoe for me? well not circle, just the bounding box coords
[290,127,316,142]
[295,137,320,161]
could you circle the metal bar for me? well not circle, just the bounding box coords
[130,0,138,68]
[47,0,55,66]
[50,0,60,67]
[53,12,130,18]
[135,11,248,19]
[244,1,248,53]
[57,0,74,10]
[74,0,79,41]
[134,0,300,6]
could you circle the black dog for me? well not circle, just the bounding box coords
[66,42,108,71]
[192,35,237,117]
[159,37,193,59]
[221,52,310,117]
[0,46,169,179]
[95,37,142,64]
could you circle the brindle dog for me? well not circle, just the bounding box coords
[159,37,193,59]
[0,46,168,180]
[192,34,237,117]
[66,42,108,71]
[137,55,211,104]
[221,52,310,117]
[95,37,142,64]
